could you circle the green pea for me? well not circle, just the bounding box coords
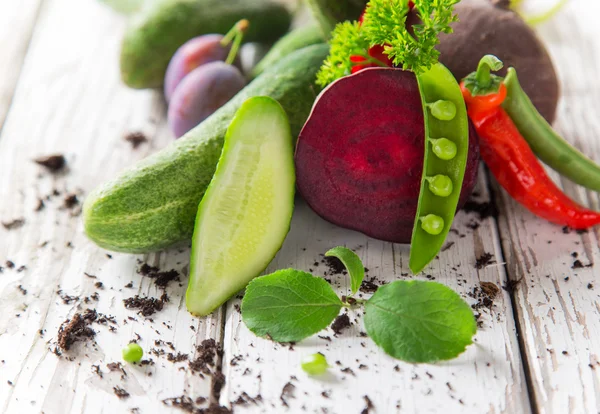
[122,342,144,363]
[420,214,445,235]
[430,138,457,160]
[426,175,453,197]
[428,100,457,121]
[301,353,328,375]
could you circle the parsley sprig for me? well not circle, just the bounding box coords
[317,0,460,87]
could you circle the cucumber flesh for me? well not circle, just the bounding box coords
[186,97,295,316]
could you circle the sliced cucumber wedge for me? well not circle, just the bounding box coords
[186,96,295,316]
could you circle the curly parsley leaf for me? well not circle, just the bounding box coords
[364,280,476,363]
[317,21,370,87]
[325,246,365,295]
[241,269,342,342]
[318,0,460,86]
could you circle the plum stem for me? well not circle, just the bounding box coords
[221,19,249,66]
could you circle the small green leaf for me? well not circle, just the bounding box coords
[242,269,343,342]
[364,280,476,363]
[325,247,365,295]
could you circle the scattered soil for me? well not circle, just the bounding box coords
[63,194,79,209]
[362,395,374,414]
[123,294,166,316]
[480,281,500,299]
[167,352,189,363]
[2,218,25,230]
[232,391,262,406]
[469,282,501,323]
[572,259,593,269]
[331,314,351,335]
[322,256,346,275]
[502,278,522,293]
[163,396,231,414]
[5,260,14,269]
[57,309,97,351]
[34,199,45,212]
[360,277,380,293]
[280,382,296,407]
[125,132,148,149]
[138,263,180,289]
[475,252,495,269]
[462,200,498,220]
[189,339,222,375]
[113,386,130,399]
[34,154,66,172]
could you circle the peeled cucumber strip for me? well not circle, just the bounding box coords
[186,97,295,316]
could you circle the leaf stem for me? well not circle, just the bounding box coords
[221,19,249,66]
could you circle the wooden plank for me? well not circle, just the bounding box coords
[220,170,531,413]
[0,0,223,412]
[0,0,43,130]
[493,1,600,413]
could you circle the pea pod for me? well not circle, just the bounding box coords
[503,68,600,192]
[409,63,470,274]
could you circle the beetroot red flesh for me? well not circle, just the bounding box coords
[295,68,479,244]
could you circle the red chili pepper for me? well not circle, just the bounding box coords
[461,78,600,229]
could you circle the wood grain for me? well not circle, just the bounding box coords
[220,170,531,413]
[0,0,43,131]
[493,1,600,413]
[0,0,222,412]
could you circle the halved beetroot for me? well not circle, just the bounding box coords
[295,68,479,243]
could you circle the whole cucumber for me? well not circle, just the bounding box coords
[250,24,324,79]
[305,0,367,38]
[121,0,292,89]
[84,44,330,253]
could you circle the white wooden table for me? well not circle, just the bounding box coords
[1,1,599,413]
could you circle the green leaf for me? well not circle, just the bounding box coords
[325,246,364,295]
[242,269,343,342]
[364,280,476,363]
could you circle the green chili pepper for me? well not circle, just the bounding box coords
[409,63,470,274]
[503,68,600,192]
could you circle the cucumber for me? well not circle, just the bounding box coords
[305,0,368,38]
[250,24,324,79]
[84,44,329,253]
[121,0,292,89]
[186,96,294,316]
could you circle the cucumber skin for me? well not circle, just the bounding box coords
[250,24,324,79]
[305,0,368,38]
[121,0,292,89]
[84,44,330,253]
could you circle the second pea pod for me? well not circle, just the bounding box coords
[409,63,470,274]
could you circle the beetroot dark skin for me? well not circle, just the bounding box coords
[295,68,479,244]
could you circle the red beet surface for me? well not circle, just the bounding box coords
[295,68,480,243]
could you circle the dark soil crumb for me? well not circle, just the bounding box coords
[34,199,45,212]
[5,260,14,269]
[441,241,455,252]
[107,362,125,373]
[167,352,189,363]
[113,386,130,399]
[212,371,225,397]
[480,282,500,299]
[360,277,380,293]
[562,226,588,235]
[323,256,346,275]
[230,355,244,366]
[57,309,97,351]
[280,382,296,407]
[318,335,332,342]
[125,132,148,149]
[63,194,79,209]
[341,367,355,376]
[163,396,231,414]
[123,295,165,316]
[17,285,27,295]
[462,200,498,220]
[2,218,25,230]
[57,290,79,304]
[16,265,26,273]
[361,395,374,414]
[189,339,222,375]
[331,314,351,335]
[138,263,180,289]
[475,252,495,269]
[502,278,522,293]
[232,391,262,406]
[588,283,594,290]
[91,364,103,378]
[34,154,66,172]
[572,259,593,269]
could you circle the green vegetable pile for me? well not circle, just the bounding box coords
[242,247,476,363]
